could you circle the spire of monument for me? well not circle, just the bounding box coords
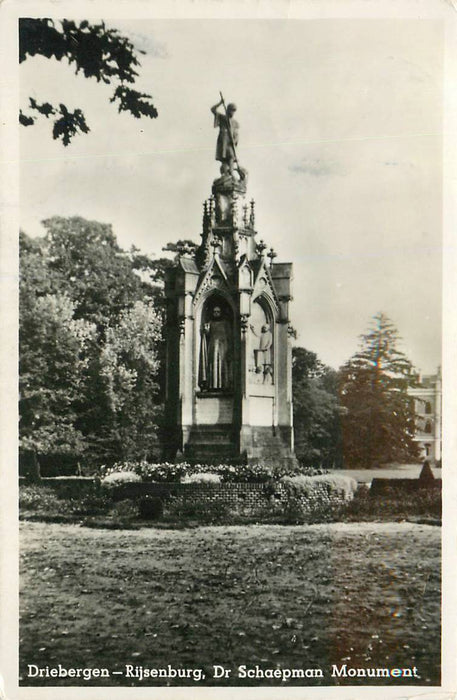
[195,95,264,268]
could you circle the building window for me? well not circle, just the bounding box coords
[425,401,432,414]
[424,421,432,434]
[424,444,431,457]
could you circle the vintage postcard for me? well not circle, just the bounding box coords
[1,1,456,699]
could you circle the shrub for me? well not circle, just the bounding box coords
[181,472,222,484]
[281,473,358,500]
[297,465,330,477]
[278,494,339,525]
[19,485,67,514]
[19,484,112,518]
[101,471,142,488]
[70,490,113,515]
[276,474,357,525]
[342,484,442,521]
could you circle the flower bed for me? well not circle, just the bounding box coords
[100,460,308,484]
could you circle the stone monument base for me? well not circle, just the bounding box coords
[180,424,298,469]
[241,426,299,469]
[184,425,238,464]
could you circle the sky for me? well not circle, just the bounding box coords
[19,16,444,374]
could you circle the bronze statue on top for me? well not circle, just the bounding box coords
[211,93,247,186]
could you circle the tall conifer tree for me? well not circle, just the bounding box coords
[338,313,419,467]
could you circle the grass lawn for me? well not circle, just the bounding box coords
[20,521,441,687]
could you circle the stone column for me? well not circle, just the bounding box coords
[275,319,293,449]
[179,302,194,452]
[239,311,252,455]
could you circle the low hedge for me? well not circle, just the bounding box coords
[280,473,358,500]
[342,484,442,521]
[19,475,442,527]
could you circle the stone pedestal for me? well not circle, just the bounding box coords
[165,173,297,468]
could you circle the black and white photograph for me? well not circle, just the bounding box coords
[1,0,456,698]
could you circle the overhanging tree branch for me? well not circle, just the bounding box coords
[19,18,159,145]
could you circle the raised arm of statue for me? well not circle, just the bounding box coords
[211,99,223,115]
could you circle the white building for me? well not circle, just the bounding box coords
[408,368,442,464]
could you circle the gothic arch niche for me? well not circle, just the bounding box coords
[197,294,234,392]
[249,296,274,384]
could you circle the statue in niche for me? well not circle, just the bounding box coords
[199,305,232,390]
[250,322,273,383]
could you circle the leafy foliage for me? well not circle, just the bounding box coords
[162,239,199,258]
[52,105,90,146]
[141,240,200,295]
[342,484,442,521]
[98,300,163,461]
[338,313,419,468]
[272,474,358,524]
[19,485,68,514]
[19,220,164,470]
[110,85,158,119]
[41,217,150,331]
[280,473,358,500]
[292,347,342,468]
[19,287,95,456]
[19,18,158,144]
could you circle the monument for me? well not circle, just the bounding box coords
[165,95,297,467]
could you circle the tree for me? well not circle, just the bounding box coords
[78,239,198,463]
[19,220,201,470]
[19,18,158,145]
[138,239,200,295]
[19,230,55,298]
[19,223,166,470]
[41,216,154,333]
[132,238,200,401]
[19,232,94,468]
[338,312,419,468]
[292,347,342,468]
[19,290,96,467]
[97,300,163,462]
